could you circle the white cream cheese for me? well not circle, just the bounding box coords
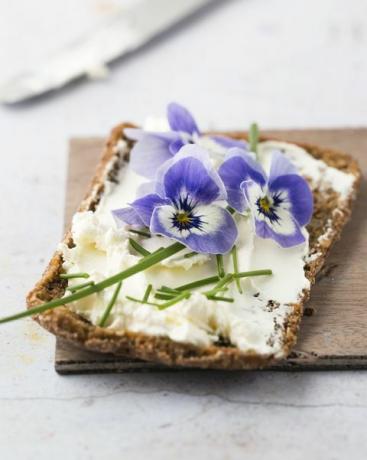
[258,141,356,199]
[61,136,356,356]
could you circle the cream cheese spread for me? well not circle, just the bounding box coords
[60,131,356,356]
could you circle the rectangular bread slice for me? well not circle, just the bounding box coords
[26,124,361,369]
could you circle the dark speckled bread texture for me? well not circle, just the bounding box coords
[26,124,361,369]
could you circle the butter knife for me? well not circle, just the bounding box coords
[0,0,214,104]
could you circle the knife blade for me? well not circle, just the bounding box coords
[0,0,214,104]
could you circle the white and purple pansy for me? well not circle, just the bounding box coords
[124,102,248,178]
[219,149,313,248]
[113,146,238,254]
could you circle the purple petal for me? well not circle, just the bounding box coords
[162,154,224,205]
[129,132,178,178]
[153,145,226,202]
[210,135,248,151]
[112,207,144,227]
[269,174,313,226]
[268,150,298,181]
[150,205,237,254]
[255,218,305,248]
[169,138,186,155]
[167,102,200,135]
[219,149,266,212]
[130,193,170,226]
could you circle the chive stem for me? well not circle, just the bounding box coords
[204,274,233,297]
[159,286,181,294]
[158,291,191,310]
[88,242,184,291]
[249,122,259,155]
[235,269,272,279]
[129,229,151,238]
[129,238,151,257]
[207,295,234,303]
[126,295,159,307]
[154,293,174,301]
[59,272,90,280]
[0,242,185,325]
[173,269,272,297]
[175,275,220,292]
[231,245,243,294]
[99,282,122,327]
[67,281,95,293]
[216,254,225,278]
[143,284,153,302]
[184,251,198,259]
[146,247,166,258]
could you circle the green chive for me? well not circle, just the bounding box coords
[67,281,95,293]
[91,242,184,290]
[175,275,220,292]
[204,274,233,297]
[231,245,243,294]
[125,296,159,307]
[146,269,273,309]
[99,282,122,327]
[151,247,165,255]
[154,287,179,300]
[184,251,198,258]
[129,238,151,257]
[159,286,181,294]
[143,284,153,302]
[154,293,175,301]
[0,242,185,325]
[216,254,225,278]
[207,295,234,303]
[235,269,272,279]
[59,272,90,280]
[249,122,259,155]
[129,229,151,238]
[158,291,191,310]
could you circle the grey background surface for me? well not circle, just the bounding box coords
[0,1,366,459]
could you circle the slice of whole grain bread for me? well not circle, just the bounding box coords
[26,124,361,370]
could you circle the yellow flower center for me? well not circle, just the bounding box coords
[259,196,271,213]
[176,212,191,224]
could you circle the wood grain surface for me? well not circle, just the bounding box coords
[56,129,367,373]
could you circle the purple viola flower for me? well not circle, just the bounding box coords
[113,146,238,254]
[219,149,313,248]
[124,102,248,178]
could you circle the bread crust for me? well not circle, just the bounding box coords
[26,124,362,369]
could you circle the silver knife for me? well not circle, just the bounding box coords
[0,0,214,104]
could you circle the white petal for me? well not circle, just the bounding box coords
[271,207,297,235]
[190,204,226,235]
[155,203,227,239]
[245,181,264,217]
[269,189,296,235]
[156,205,191,238]
[247,184,297,236]
[273,189,291,210]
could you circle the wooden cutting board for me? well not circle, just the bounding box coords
[55,128,367,373]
